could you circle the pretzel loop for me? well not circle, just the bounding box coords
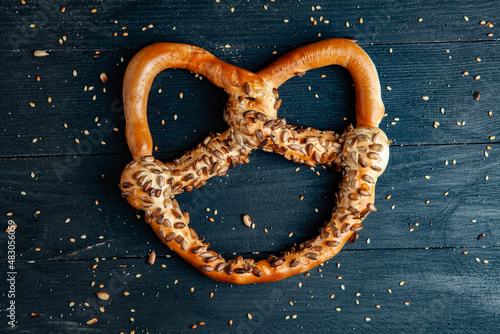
[120,39,390,284]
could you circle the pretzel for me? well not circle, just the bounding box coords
[120,39,390,284]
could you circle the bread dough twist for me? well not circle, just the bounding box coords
[120,39,389,284]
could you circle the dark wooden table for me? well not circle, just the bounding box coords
[1,1,498,333]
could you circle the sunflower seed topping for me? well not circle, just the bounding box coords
[165,232,176,242]
[216,262,226,272]
[305,252,319,260]
[361,174,375,183]
[202,265,214,272]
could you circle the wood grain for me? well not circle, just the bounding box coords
[8,248,499,333]
[1,41,499,157]
[1,144,497,262]
[0,0,499,333]
[2,0,498,51]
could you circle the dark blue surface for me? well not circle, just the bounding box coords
[0,1,498,333]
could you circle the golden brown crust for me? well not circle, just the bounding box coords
[120,39,390,284]
[258,39,385,127]
[123,43,266,159]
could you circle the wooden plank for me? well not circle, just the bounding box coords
[1,41,499,157]
[1,144,498,262]
[2,1,499,333]
[2,0,498,51]
[6,248,499,333]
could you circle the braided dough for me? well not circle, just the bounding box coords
[120,39,390,284]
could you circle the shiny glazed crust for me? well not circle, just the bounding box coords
[120,39,390,284]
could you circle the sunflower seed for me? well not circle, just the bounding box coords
[148,250,156,265]
[281,130,289,143]
[205,256,218,263]
[163,217,172,227]
[326,240,340,247]
[171,209,182,220]
[143,180,153,192]
[361,174,375,183]
[252,267,263,277]
[226,264,234,275]
[121,191,132,198]
[351,223,363,232]
[213,150,224,160]
[358,190,371,197]
[174,235,184,244]
[234,268,248,274]
[340,214,350,222]
[242,215,252,228]
[165,229,177,242]
[305,252,319,260]
[349,232,359,244]
[122,182,133,188]
[358,155,368,167]
[305,143,313,156]
[210,161,219,175]
[244,110,255,118]
[273,88,279,99]
[243,82,251,95]
[313,152,321,163]
[348,193,360,200]
[369,143,384,152]
[158,228,166,239]
[140,196,154,203]
[199,252,213,259]
[174,222,186,229]
[357,134,370,142]
[255,112,268,121]
[367,152,381,160]
[189,228,198,239]
[136,175,147,187]
[156,175,165,188]
[271,258,284,267]
[274,99,282,110]
[216,262,226,272]
[202,265,214,272]
[341,223,351,233]
[192,246,205,254]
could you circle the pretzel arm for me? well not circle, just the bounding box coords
[261,124,343,168]
[257,38,385,127]
[164,128,251,194]
[123,42,267,160]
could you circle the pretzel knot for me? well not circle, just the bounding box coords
[120,39,390,284]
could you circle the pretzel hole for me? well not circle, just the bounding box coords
[276,66,356,132]
[145,67,358,261]
[175,150,341,260]
[147,69,228,153]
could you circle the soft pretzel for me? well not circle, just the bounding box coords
[120,39,390,284]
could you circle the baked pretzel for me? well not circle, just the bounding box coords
[120,39,389,284]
